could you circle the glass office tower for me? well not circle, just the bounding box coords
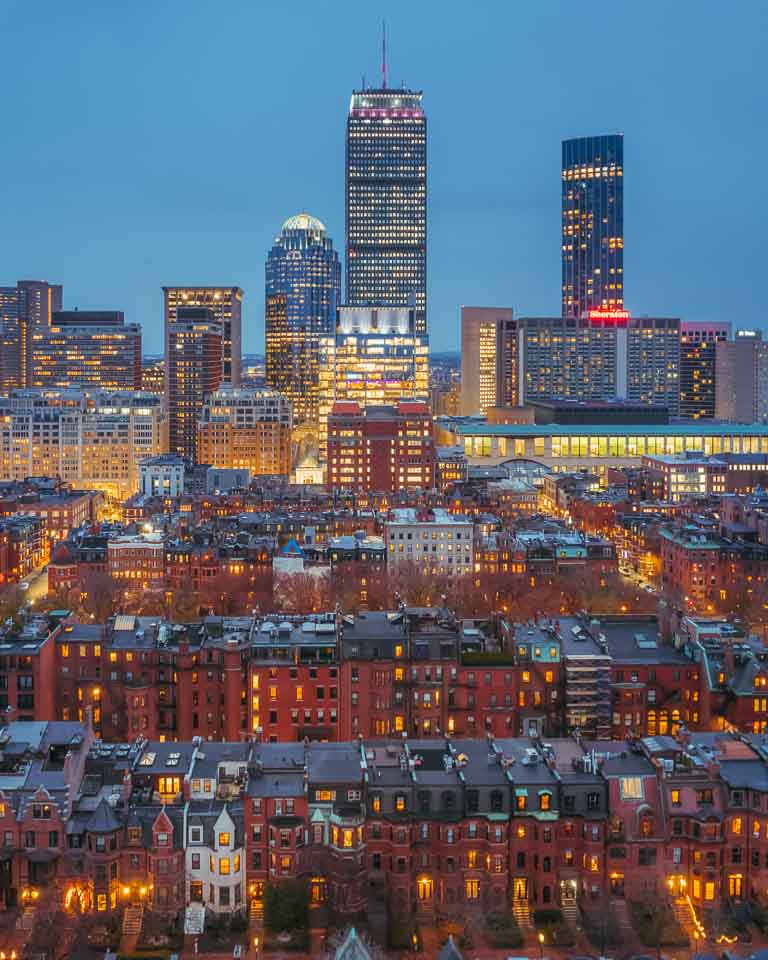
[265,213,341,426]
[562,135,624,319]
[346,87,427,333]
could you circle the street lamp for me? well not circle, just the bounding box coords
[538,931,545,960]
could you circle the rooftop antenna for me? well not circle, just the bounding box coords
[381,18,388,89]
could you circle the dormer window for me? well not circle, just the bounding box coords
[189,827,202,844]
[218,832,230,847]
[157,832,169,846]
[128,826,141,843]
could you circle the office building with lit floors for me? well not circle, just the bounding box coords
[562,134,623,319]
[163,286,242,386]
[716,330,768,423]
[166,310,222,462]
[265,214,341,425]
[459,306,519,414]
[29,310,141,390]
[0,279,63,392]
[197,386,292,476]
[679,321,731,419]
[326,399,434,493]
[346,86,427,332]
[317,305,428,445]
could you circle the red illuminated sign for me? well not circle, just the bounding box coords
[587,308,631,324]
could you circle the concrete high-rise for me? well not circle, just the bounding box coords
[459,307,519,415]
[265,213,341,425]
[166,308,223,462]
[518,312,680,413]
[679,321,731,420]
[562,135,624,319]
[30,310,141,390]
[346,85,427,332]
[0,280,63,393]
[716,330,768,423]
[163,287,242,387]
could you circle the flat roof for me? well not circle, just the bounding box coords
[440,419,768,438]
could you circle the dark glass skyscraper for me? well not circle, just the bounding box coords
[346,87,427,333]
[265,213,341,425]
[562,135,624,319]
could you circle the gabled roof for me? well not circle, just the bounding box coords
[334,927,372,960]
[438,935,464,960]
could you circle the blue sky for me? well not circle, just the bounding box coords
[0,0,765,353]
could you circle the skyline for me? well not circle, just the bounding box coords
[1,1,766,354]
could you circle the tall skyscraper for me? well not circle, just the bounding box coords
[166,308,223,462]
[459,307,519,415]
[679,321,731,419]
[346,84,427,332]
[30,310,141,390]
[265,213,341,425]
[163,286,242,387]
[716,330,768,423]
[562,135,624,319]
[0,280,63,393]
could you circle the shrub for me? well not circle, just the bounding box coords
[264,880,309,933]
[485,911,524,949]
[534,908,564,927]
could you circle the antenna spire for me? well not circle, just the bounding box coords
[381,18,388,89]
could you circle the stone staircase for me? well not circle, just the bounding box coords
[250,898,264,922]
[610,898,634,940]
[671,896,701,943]
[16,905,36,931]
[560,897,579,926]
[513,898,532,929]
[122,905,144,937]
[185,902,206,935]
